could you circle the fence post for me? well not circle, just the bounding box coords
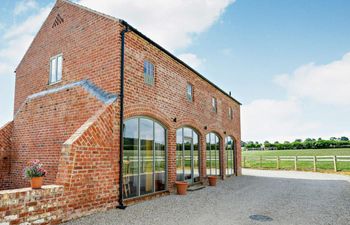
[333,156,337,172]
[294,156,297,171]
[276,156,280,169]
[260,156,262,168]
[313,156,317,172]
[243,156,246,168]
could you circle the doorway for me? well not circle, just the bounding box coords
[176,127,200,184]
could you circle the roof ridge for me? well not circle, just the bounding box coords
[59,0,121,23]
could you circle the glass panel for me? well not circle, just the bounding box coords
[123,119,139,198]
[184,127,192,138]
[154,123,166,192]
[176,129,184,181]
[215,135,220,175]
[193,132,199,182]
[50,57,57,83]
[226,137,234,176]
[57,55,63,81]
[187,84,192,101]
[184,137,192,181]
[140,119,154,195]
[206,134,211,176]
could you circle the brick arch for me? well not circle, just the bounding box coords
[124,104,172,129]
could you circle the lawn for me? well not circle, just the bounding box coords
[242,148,350,172]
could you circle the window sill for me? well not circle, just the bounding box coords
[48,80,62,86]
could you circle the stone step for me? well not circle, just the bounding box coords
[187,184,206,192]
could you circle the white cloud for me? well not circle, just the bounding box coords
[242,98,321,142]
[14,0,38,16]
[5,6,51,40]
[77,0,235,51]
[0,3,51,126]
[178,53,204,70]
[0,5,51,77]
[274,52,350,106]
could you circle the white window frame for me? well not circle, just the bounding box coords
[212,97,217,113]
[49,54,63,84]
[186,83,193,101]
[144,60,155,85]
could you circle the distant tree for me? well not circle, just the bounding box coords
[305,138,313,142]
[295,139,302,143]
[340,136,349,141]
[330,137,337,141]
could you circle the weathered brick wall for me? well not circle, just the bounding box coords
[0,185,64,225]
[56,102,119,221]
[14,0,121,114]
[123,31,242,185]
[10,85,105,189]
[0,122,13,190]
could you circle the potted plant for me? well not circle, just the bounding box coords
[175,181,189,195]
[208,176,217,186]
[24,160,47,189]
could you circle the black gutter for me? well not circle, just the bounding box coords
[116,25,129,210]
[119,20,241,106]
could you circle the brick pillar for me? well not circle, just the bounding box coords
[167,128,176,192]
[200,133,207,182]
[220,136,225,180]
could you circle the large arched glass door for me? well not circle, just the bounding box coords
[176,127,200,184]
[225,136,235,176]
[123,117,166,199]
[206,133,220,176]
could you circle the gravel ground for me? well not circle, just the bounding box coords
[64,169,350,225]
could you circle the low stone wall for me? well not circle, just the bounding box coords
[0,122,13,190]
[0,185,64,225]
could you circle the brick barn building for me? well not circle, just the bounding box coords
[0,0,241,221]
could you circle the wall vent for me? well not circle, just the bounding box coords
[52,14,64,28]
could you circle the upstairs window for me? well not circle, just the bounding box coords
[144,60,154,85]
[212,97,217,113]
[229,107,233,120]
[186,83,193,101]
[49,54,63,84]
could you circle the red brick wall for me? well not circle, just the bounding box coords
[14,0,121,114]
[56,102,118,221]
[10,86,105,189]
[123,32,242,187]
[0,122,13,190]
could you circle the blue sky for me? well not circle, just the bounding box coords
[1,0,350,142]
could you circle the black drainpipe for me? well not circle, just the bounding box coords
[117,25,129,210]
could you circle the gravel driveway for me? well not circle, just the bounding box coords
[64,169,350,225]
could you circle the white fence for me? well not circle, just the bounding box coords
[242,155,350,172]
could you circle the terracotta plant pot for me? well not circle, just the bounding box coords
[175,181,188,195]
[31,177,43,189]
[208,176,217,186]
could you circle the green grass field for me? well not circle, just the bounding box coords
[242,148,350,172]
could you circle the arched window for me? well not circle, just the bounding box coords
[123,117,166,199]
[206,133,220,176]
[225,136,235,176]
[176,127,200,184]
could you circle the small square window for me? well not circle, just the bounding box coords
[212,97,217,113]
[229,107,233,120]
[49,54,63,84]
[144,60,154,85]
[186,83,193,101]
